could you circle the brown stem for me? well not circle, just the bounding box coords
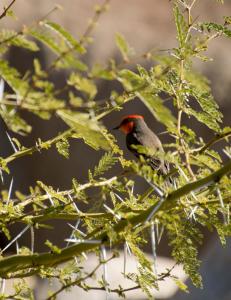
[0,0,16,20]
[48,0,110,72]
[46,255,115,300]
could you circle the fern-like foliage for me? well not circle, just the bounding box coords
[0,1,230,299]
[93,152,117,177]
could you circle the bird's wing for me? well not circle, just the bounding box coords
[127,130,168,174]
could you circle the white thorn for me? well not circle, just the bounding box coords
[6,178,14,206]
[0,169,4,184]
[146,197,165,223]
[178,166,198,202]
[144,177,164,198]
[64,239,101,244]
[46,191,54,206]
[81,252,88,259]
[16,241,19,254]
[68,194,80,213]
[223,149,231,159]
[189,205,198,221]
[66,219,81,246]
[2,225,30,253]
[227,204,230,224]
[0,79,4,101]
[217,187,227,224]
[67,226,86,237]
[6,132,18,153]
[103,204,121,220]
[125,241,132,256]
[114,192,124,202]
[123,242,127,276]
[30,226,35,253]
[157,224,165,244]
[0,279,5,294]
[131,184,134,195]
[100,245,109,300]
[150,222,157,275]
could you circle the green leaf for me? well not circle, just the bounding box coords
[183,70,222,131]
[56,138,70,159]
[138,90,177,128]
[115,33,133,61]
[29,29,63,55]
[0,30,39,51]
[68,73,97,100]
[29,29,87,71]
[224,16,231,25]
[43,21,85,54]
[57,110,110,150]
[57,53,87,71]
[37,181,67,204]
[201,22,231,38]
[45,240,61,254]
[174,6,188,49]
[0,108,31,135]
[91,63,115,80]
[192,91,222,123]
[0,60,29,95]
[186,107,221,132]
[33,58,47,78]
[93,152,117,177]
[68,92,83,107]
[25,91,65,116]
[118,69,145,92]
[168,219,203,288]
[173,278,189,292]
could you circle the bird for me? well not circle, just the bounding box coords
[113,114,170,178]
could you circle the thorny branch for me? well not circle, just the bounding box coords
[47,262,177,299]
[0,159,230,277]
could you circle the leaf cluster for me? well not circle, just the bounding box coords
[0,1,230,299]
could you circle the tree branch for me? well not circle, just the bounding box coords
[48,0,110,71]
[0,0,16,20]
[196,131,231,154]
[0,159,230,277]
[1,129,73,167]
[46,255,115,300]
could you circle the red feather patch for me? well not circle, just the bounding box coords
[123,114,144,120]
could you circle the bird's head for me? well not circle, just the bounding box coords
[113,114,144,134]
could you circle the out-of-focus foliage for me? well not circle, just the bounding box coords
[0,0,230,299]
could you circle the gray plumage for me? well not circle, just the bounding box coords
[125,117,169,176]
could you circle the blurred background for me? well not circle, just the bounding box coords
[0,0,231,299]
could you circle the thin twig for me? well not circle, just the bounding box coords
[48,0,110,71]
[195,131,231,154]
[0,0,16,20]
[0,5,60,46]
[46,255,115,300]
[81,263,177,295]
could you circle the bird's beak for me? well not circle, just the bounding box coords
[113,125,120,130]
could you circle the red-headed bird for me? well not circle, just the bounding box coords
[114,114,170,178]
